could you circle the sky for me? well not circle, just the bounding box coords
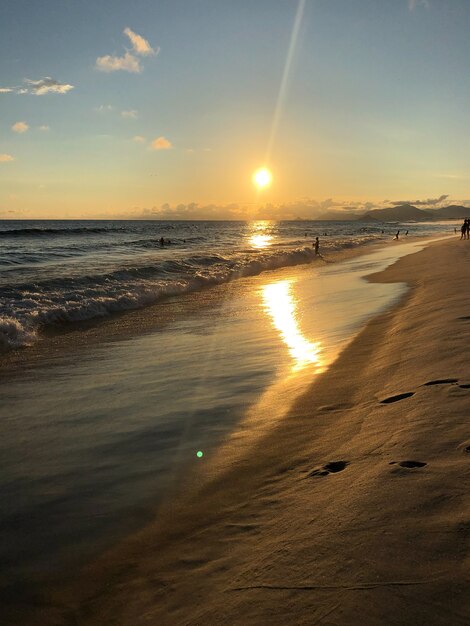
[2,0,470,219]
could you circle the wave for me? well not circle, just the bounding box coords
[0,317,37,350]
[0,245,325,350]
[0,227,124,237]
[0,233,394,351]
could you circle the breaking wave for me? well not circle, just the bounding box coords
[1,246,325,350]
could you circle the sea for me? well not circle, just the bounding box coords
[0,219,454,589]
[0,219,453,350]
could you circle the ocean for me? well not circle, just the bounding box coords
[0,219,452,350]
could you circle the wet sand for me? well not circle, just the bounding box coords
[7,236,470,625]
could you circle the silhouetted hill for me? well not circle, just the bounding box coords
[426,205,470,219]
[358,204,427,222]
[315,210,362,221]
[314,203,470,223]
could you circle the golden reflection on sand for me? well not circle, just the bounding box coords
[262,279,323,372]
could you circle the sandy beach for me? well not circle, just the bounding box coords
[9,235,467,625]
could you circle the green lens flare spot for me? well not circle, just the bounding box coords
[196,450,203,458]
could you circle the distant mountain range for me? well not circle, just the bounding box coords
[316,204,470,222]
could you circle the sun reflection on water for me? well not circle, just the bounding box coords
[262,280,322,372]
[250,233,273,249]
[247,221,274,249]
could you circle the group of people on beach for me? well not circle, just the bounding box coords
[460,219,470,239]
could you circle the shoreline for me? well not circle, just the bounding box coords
[0,237,433,593]
[9,236,470,624]
[0,234,438,377]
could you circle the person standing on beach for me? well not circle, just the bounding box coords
[466,219,470,240]
[314,236,320,255]
[460,220,466,240]
[394,230,400,240]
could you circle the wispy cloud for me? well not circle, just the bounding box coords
[133,135,146,142]
[390,194,448,207]
[0,154,15,162]
[0,77,74,95]
[39,125,50,131]
[408,0,430,11]
[96,51,142,73]
[435,173,466,180]
[12,121,29,133]
[121,109,138,119]
[123,27,157,56]
[96,27,158,73]
[150,136,172,150]
[25,77,74,95]
[95,104,114,112]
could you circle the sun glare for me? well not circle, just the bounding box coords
[253,167,272,190]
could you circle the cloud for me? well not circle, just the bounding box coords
[95,104,114,112]
[123,27,156,56]
[96,51,142,73]
[96,28,158,73]
[24,77,74,95]
[12,121,29,133]
[121,109,138,119]
[150,136,172,150]
[0,77,74,95]
[39,125,50,131]
[0,154,15,162]
[408,0,430,10]
[133,135,146,142]
[390,194,448,207]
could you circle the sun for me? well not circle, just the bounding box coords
[253,167,272,190]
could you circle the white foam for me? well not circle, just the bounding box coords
[0,317,37,350]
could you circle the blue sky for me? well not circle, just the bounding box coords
[1,0,470,219]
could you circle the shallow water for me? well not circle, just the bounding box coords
[0,238,437,583]
[0,219,452,349]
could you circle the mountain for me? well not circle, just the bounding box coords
[358,204,429,222]
[315,210,362,221]
[426,205,470,219]
[309,203,470,223]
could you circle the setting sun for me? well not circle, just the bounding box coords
[252,167,272,190]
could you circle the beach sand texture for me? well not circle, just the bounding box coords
[12,238,470,625]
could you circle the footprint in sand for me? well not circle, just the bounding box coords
[381,380,459,405]
[380,392,414,404]
[308,460,348,477]
[389,460,427,469]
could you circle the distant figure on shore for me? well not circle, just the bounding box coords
[159,237,165,246]
[405,230,409,236]
[466,220,470,240]
[314,236,320,255]
[394,230,400,240]
[460,220,467,240]
[454,227,457,235]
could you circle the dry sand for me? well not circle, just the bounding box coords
[11,237,470,625]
